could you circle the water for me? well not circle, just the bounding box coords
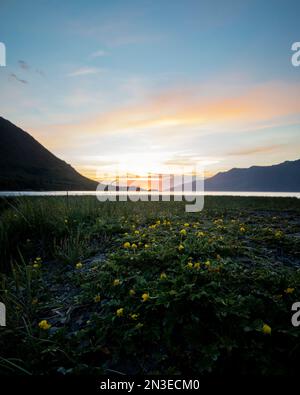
[0,191,299,198]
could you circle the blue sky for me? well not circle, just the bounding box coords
[0,0,300,178]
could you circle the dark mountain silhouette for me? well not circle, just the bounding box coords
[0,116,98,191]
[204,159,300,192]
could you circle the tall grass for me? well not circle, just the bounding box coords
[0,195,299,271]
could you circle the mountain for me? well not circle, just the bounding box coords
[0,116,98,191]
[204,159,300,192]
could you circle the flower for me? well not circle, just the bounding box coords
[196,231,205,237]
[38,320,51,330]
[134,230,140,235]
[160,272,167,280]
[116,308,124,317]
[113,279,121,286]
[205,260,211,267]
[275,230,283,239]
[131,243,137,249]
[129,289,136,296]
[180,229,187,236]
[186,262,193,269]
[94,294,101,303]
[142,292,150,302]
[156,220,161,225]
[262,323,271,335]
[31,298,38,305]
[184,223,189,227]
[284,287,295,294]
[194,262,201,269]
[130,313,139,320]
[75,262,83,269]
[240,226,246,233]
[64,219,68,224]
[123,242,131,249]
[33,257,42,268]
[178,244,185,252]
[144,244,150,249]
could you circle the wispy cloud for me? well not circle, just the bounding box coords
[227,144,284,157]
[41,80,300,139]
[67,66,105,77]
[9,73,28,84]
[91,49,108,58]
[18,60,30,70]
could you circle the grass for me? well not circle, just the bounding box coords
[0,195,300,375]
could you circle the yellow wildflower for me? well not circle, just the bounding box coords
[31,298,38,305]
[33,263,40,269]
[142,292,150,302]
[144,244,150,249]
[178,244,185,252]
[94,294,101,303]
[275,230,283,239]
[116,308,124,317]
[184,223,189,227]
[156,220,161,225]
[113,279,121,286]
[240,226,246,233]
[205,260,211,267]
[196,231,205,237]
[129,289,136,296]
[194,262,201,269]
[180,229,187,236]
[186,262,193,269]
[284,287,295,294]
[131,243,137,249]
[130,313,139,320]
[134,230,140,235]
[262,323,271,335]
[38,320,51,330]
[160,272,167,280]
[123,242,131,249]
[75,262,83,269]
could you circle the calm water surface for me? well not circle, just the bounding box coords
[0,191,299,198]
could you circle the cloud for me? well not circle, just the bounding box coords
[67,67,105,77]
[9,73,28,84]
[42,80,300,138]
[227,144,284,157]
[27,79,300,160]
[91,50,108,58]
[18,60,30,70]
[35,68,46,77]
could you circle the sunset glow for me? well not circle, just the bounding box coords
[1,0,299,178]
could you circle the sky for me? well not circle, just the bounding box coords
[0,0,300,179]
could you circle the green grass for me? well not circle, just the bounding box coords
[0,196,300,374]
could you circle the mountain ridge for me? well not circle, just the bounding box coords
[0,116,98,191]
[204,159,300,192]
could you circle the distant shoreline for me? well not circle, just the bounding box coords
[0,191,300,199]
